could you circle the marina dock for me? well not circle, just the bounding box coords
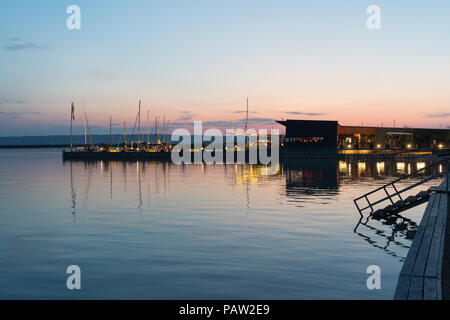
[62,150,172,161]
[394,174,449,299]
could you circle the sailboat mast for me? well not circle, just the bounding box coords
[84,110,94,149]
[155,116,159,144]
[110,115,112,147]
[83,103,87,148]
[147,110,150,147]
[162,116,166,144]
[70,102,74,151]
[152,116,157,144]
[138,100,141,147]
[123,121,127,150]
[166,120,170,145]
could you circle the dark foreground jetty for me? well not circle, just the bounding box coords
[394,175,449,299]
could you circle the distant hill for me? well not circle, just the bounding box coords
[0,134,172,147]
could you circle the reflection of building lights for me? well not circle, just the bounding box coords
[397,162,405,174]
[235,164,281,186]
[358,162,366,171]
[259,164,280,176]
[417,162,426,170]
[339,161,347,173]
[376,162,385,174]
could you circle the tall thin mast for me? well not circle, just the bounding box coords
[155,116,159,144]
[147,110,150,147]
[70,102,74,151]
[123,121,127,150]
[110,115,112,147]
[152,116,157,144]
[138,100,141,148]
[83,103,87,148]
[166,120,170,145]
[84,110,94,149]
[162,116,166,144]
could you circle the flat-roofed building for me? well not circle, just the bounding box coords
[276,119,339,157]
[277,119,449,153]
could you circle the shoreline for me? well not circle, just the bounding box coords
[0,145,76,149]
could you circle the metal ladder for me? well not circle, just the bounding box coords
[354,158,449,217]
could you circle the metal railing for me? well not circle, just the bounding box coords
[354,158,449,217]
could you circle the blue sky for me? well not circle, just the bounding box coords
[1,1,450,136]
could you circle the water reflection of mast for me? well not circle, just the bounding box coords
[110,164,113,199]
[155,162,159,193]
[137,161,143,213]
[123,162,127,194]
[246,177,250,209]
[163,162,167,194]
[147,162,151,204]
[83,162,92,208]
[70,161,77,220]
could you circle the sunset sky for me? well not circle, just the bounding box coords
[1,0,449,136]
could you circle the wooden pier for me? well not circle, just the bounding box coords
[394,176,449,299]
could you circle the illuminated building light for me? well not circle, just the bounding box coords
[358,162,366,171]
[376,162,385,174]
[339,161,348,173]
[397,162,405,174]
[417,162,426,170]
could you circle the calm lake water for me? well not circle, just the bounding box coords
[0,148,440,299]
